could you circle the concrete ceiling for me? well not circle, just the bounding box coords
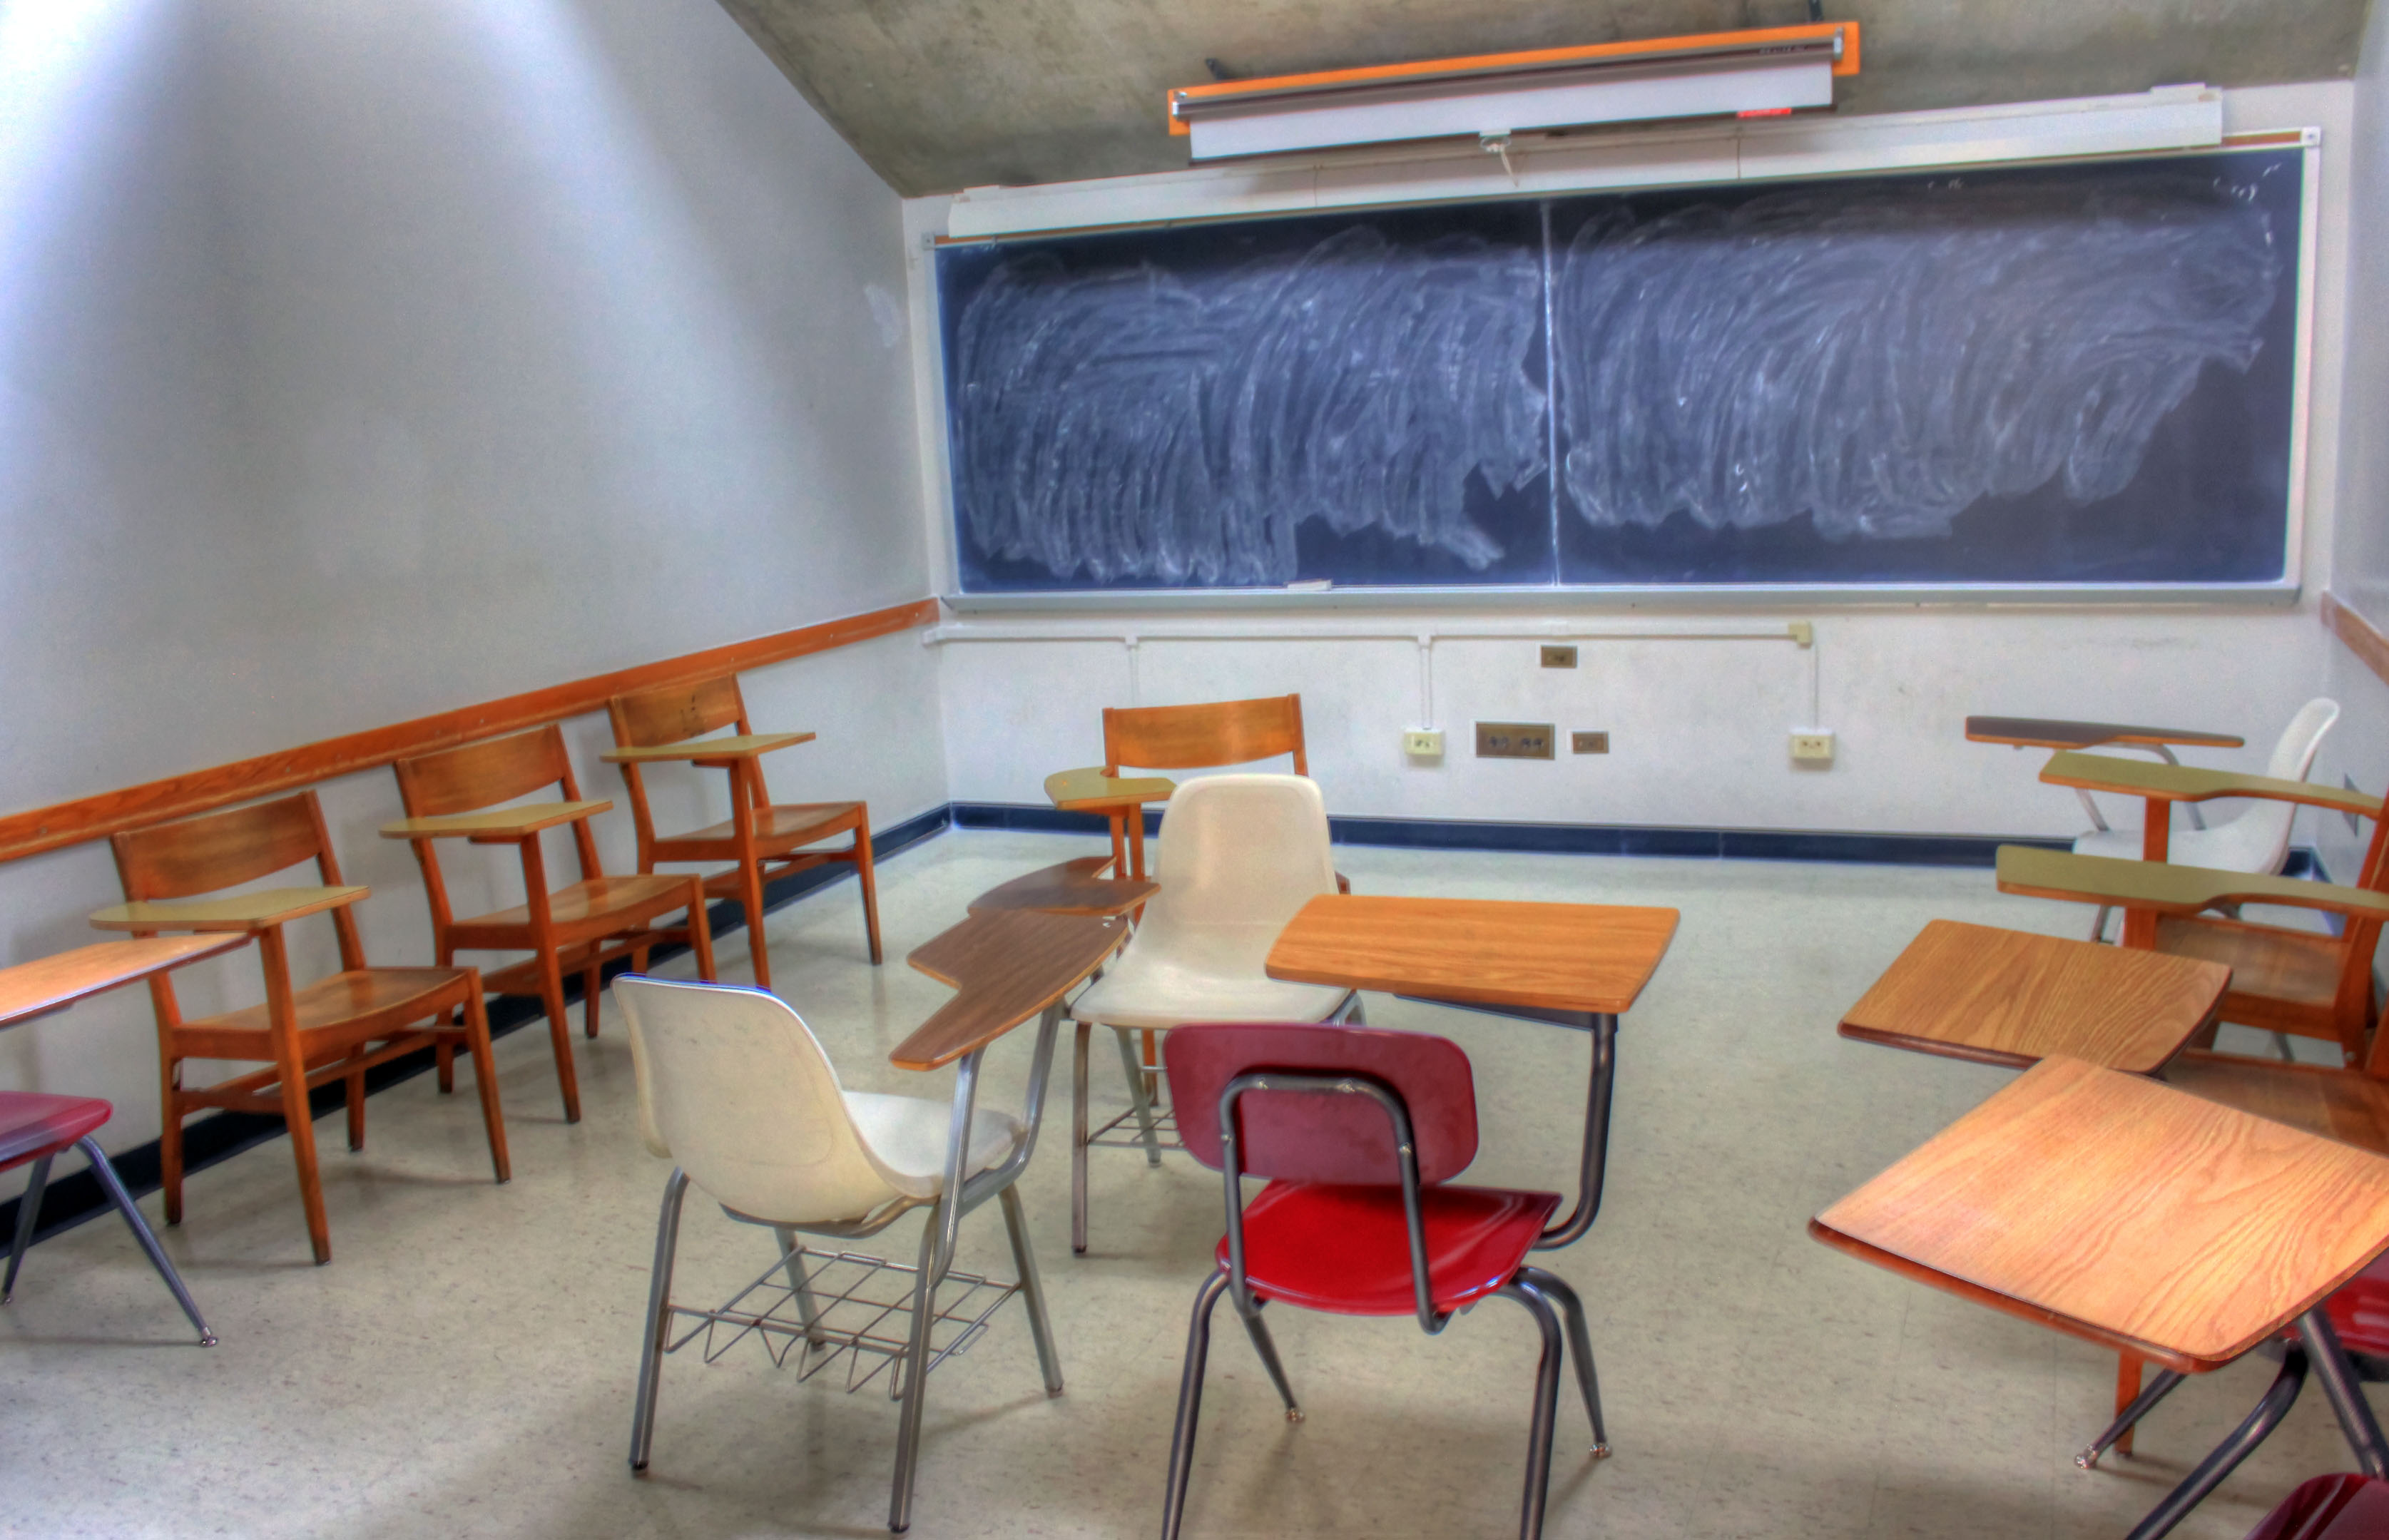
[715,1,2368,198]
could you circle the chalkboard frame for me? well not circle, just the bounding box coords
[929,133,2319,611]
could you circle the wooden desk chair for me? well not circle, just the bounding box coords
[388,725,715,1125]
[606,675,882,988]
[1100,693,1308,877]
[95,793,509,1265]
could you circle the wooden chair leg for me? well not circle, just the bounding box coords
[582,962,603,1039]
[459,986,510,1183]
[2114,1353,2144,1457]
[345,1051,367,1152]
[275,1048,332,1265]
[434,947,457,1093]
[685,881,717,981]
[537,952,582,1124]
[158,1060,185,1227]
[852,820,883,966]
[741,860,773,991]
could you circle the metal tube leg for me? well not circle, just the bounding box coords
[2091,906,2113,944]
[1498,1281,1567,1540]
[1072,1019,1090,1254]
[2078,1367,2187,1469]
[890,1202,945,1533]
[770,1225,825,1347]
[998,1185,1064,1396]
[1114,1026,1163,1166]
[629,1168,690,1472]
[4,1153,52,1303]
[1233,1297,1303,1420]
[1162,1271,1232,1540]
[2126,1343,2308,1540]
[1517,1268,1606,1456]
[80,1138,215,1347]
[2300,1309,2389,1477]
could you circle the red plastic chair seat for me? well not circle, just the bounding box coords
[0,1091,111,1173]
[2323,1253,2389,1357]
[2244,1474,2389,1539]
[1217,1179,1560,1316]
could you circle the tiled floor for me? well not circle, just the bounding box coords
[0,831,2366,1539]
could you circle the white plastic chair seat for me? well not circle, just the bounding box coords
[1073,948,1348,1029]
[842,1091,1022,1200]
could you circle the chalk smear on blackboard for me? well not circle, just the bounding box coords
[1552,177,2281,542]
[950,226,1547,585]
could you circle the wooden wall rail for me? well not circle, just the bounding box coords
[2323,589,2389,694]
[0,598,941,866]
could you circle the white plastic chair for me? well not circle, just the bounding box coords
[2075,698,2339,942]
[1066,773,1355,1253]
[616,975,1061,1534]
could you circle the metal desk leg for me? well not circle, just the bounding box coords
[2302,1307,2389,1477]
[890,1048,984,1533]
[1537,1012,1616,1251]
[1072,1019,1091,1254]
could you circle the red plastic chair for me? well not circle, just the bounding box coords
[2244,1474,2389,1539]
[3,1091,213,1344]
[1157,1023,1606,1540]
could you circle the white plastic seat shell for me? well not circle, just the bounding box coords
[617,976,1021,1225]
[2072,698,2340,875]
[1071,773,1350,1031]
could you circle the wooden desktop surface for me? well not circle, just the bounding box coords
[892,909,1128,1071]
[2039,752,2384,819]
[89,887,369,934]
[1840,919,2228,1074]
[1265,894,1678,1016]
[598,732,813,763]
[0,934,249,1029]
[1812,1056,2389,1372]
[968,856,1156,918]
[1043,767,1176,812]
[1965,716,2245,750]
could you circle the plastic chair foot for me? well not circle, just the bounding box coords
[1285,1408,1304,1423]
[2075,1448,2100,1470]
[1591,1442,1611,1459]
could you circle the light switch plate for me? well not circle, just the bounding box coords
[1572,731,1609,754]
[1540,644,1579,668]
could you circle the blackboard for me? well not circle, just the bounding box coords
[937,147,2303,594]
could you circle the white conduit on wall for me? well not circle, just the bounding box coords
[923,618,1822,728]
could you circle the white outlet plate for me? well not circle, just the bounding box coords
[1789,730,1835,764]
[1404,729,1445,758]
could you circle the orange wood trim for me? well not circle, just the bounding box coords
[2323,589,2389,695]
[1168,23,1860,136]
[0,597,941,866]
[2225,130,2312,148]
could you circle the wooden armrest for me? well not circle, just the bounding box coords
[600,732,814,764]
[90,885,370,933]
[1995,845,2389,922]
[1044,766,1175,811]
[2040,752,2383,817]
[379,800,612,841]
[1966,715,2244,750]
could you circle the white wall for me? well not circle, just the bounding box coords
[909,82,2349,843]
[0,0,942,1184]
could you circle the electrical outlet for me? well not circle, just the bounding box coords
[1789,730,1835,765]
[2349,775,2367,835]
[1572,730,1609,755]
[1403,729,1445,758]
[1539,644,1578,668]
[1476,722,1555,760]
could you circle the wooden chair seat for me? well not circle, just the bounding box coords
[445,873,703,944]
[170,967,479,1059]
[2156,915,2343,1012]
[2162,1052,2389,1157]
[651,800,864,859]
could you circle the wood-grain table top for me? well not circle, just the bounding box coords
[1966,716,2245,750]
[1995,845,2389,924]
[89,886,370,933]
[967,856,1158,918]
[892,908,1129,1072]
[379,800,613,841]
[1043,767,1176,812]
[0,934,249,1029]
[2039,751,2384,817]
[1840,919,2228,1074]
[1265,894,1679,1016]
[598,732,813,763]
[1812,1056,2389,1372]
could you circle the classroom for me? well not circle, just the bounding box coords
[8,1,2389,1536]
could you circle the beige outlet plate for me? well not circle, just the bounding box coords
[1476,722,1556,760]
[1539,644,1578,668]
[1572,731,1609,754]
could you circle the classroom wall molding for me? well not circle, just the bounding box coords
[0,598,942,866]
[2323,589,2389,693]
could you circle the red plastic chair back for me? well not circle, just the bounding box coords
[2244,1473,2389,1539]
[1164,1023,1477,1187]
[2324,1252,2389,1357]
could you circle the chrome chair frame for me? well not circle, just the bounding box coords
[4,1131,213,1345]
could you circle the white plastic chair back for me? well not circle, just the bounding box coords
[616,976,904,1225]
[2129,697,2340,874]
[1147,773,1338,940]
[2267,698,2340,781]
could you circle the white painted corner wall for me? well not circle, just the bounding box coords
[906,81,2353,846]
[0,0,944,1181]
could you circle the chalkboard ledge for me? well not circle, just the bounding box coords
[942,581,2301,615]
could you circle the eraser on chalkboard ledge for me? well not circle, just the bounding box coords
[1285,579,1333,592]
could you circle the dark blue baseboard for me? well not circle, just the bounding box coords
[0,802,953,1256]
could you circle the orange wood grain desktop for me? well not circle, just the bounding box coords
[1965,716,2245,751]
[968,857,1157,918]
[1812,1056,2389,1373]
[892,909,1128,1072]
[0,597,937,866]
[1840,920,2228,1074]
[1265,894,1677,1015]
[0,935,247,1029]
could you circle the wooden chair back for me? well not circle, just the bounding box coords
[109,792,367,1019]
[392,726,602,925]
[1104,695,1308,775]
[609,676,751,749]
[2347,809,2389,1076]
